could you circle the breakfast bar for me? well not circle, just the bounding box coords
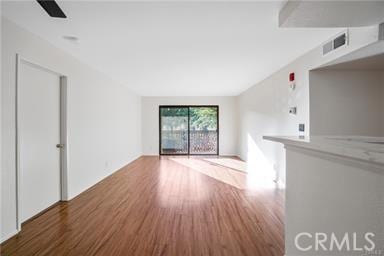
[264,136,384,256]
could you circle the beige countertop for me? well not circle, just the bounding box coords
[263,136,384,167]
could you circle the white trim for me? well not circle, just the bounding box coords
[0,229,19,244]
[285,144,384,174]
[20,58,62,77]
[60,76,69,201]
[15,54,21,231]
[66,155,142,200]
[15,54,69,230]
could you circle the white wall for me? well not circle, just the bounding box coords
[310,70,384,136]
[237,26,379,184]
[141,97,237,156]
[1,18,142,241]
[382,72,384,132]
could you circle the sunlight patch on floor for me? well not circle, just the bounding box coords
[168,156,278,190]
[203,157,248,173]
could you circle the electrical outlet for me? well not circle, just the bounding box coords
[289,107,297,115]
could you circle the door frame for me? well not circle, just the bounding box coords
[159,105,219,156]
[15,54,68,231]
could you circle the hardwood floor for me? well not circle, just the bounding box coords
[1,156,284,256]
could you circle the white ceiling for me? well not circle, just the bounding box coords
[280,1,384,28]
[2,1,342,96]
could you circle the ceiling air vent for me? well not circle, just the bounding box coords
[322,31,348,56]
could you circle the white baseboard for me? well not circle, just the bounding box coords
[66,154,142,200]
[1,229,19,243]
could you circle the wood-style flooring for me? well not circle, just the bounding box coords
[1,156,284,256]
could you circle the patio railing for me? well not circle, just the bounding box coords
[161,130,217,154]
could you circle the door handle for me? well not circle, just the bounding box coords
[56,144,64,149]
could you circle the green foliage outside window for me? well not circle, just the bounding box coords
[190,107,217,131]
[160,107,217,131]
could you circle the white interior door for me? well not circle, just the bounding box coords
[19,61,61,222]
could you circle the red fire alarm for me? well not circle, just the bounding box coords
[289,72,295,82]
[289,72,296,90]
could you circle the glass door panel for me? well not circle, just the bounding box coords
[160,107,189,155]
[189,107,218,155]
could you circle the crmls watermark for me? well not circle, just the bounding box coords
[294,232,376,252]
[361,249,384,256]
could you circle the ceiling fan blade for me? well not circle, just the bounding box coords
[36,0,67,18]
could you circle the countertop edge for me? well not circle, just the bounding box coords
[262,135,384,168]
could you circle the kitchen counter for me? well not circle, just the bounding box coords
[263,135,384,167]
[263,135,384,255]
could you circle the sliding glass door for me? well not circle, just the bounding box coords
[159,107,189,154]
[159,106,219,155]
